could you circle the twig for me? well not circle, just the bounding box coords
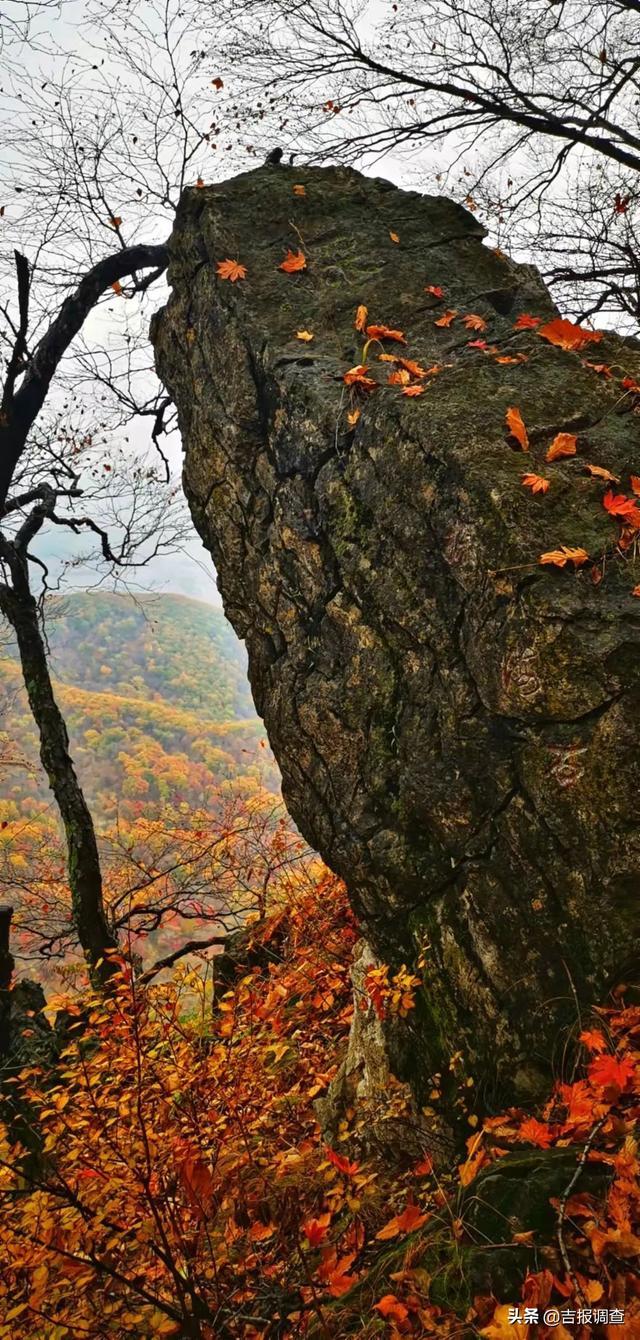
[556,1114,608,1303]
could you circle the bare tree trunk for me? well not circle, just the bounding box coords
[0,556,119,984]
[0,905,14,1055]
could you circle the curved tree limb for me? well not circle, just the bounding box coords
[0,242,169,509]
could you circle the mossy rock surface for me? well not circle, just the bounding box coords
[153,163,640,1113]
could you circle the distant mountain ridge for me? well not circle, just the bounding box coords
[26,591,255,720]
[0,592,277,826]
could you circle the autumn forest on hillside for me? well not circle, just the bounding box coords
[2,1,640,1338]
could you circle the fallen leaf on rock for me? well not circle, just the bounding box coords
[343,365,377,391]
[522,473,550,494]
[216,258,247,282]
[354,304,368,331]
[513,313,541,329]
[434,309,457,327]
[365,323,406,344]
[389,230,400,243]
[296,330,314,341]
[293,184,306,196]
[398,356,429,378]
[463,313,488,331]
[279,248,306,272]
[537,317,602,350]
[505,406,529,450]
[539,546,589,569]
[603,490,640,525]
[546,432,577,462]
[584,463,619,482]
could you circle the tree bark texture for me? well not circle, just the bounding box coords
[152,165,640,1113]
[0,566,118,982]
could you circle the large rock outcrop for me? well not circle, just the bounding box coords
[152,165,640,1118]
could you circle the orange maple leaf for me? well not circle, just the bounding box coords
[622,376,640,394]
[584,463,619,482]
[513,313,541,329]
[354,304,368,332]
[434,309,457,327]
[539,546,589,569]
[389,230,400,243]
[402,384,425,397]
[296,330,314,341]
[375,1202,429,1239]
[516,1117,555,1148]
[343,365,378,391]
[579,1028,608,1053]
[279,248,307,273]
[633,584,640,597]
[537,317,602,351]
[387,369,411,385]
[216,258,247,282]
[522,473,550,494]
[462,313,488,331]
[630,474,640,495]
[546,432,577,462]
[293,184,306,196]
[505,406,529,451]
[425,284,444,298]
[346,409,361,426]
[365,323,406,344]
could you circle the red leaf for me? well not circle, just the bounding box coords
[325,1148,360,1178]
[537,318,602,351]
[587,1053,636,1097]
[513,313,541,329]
